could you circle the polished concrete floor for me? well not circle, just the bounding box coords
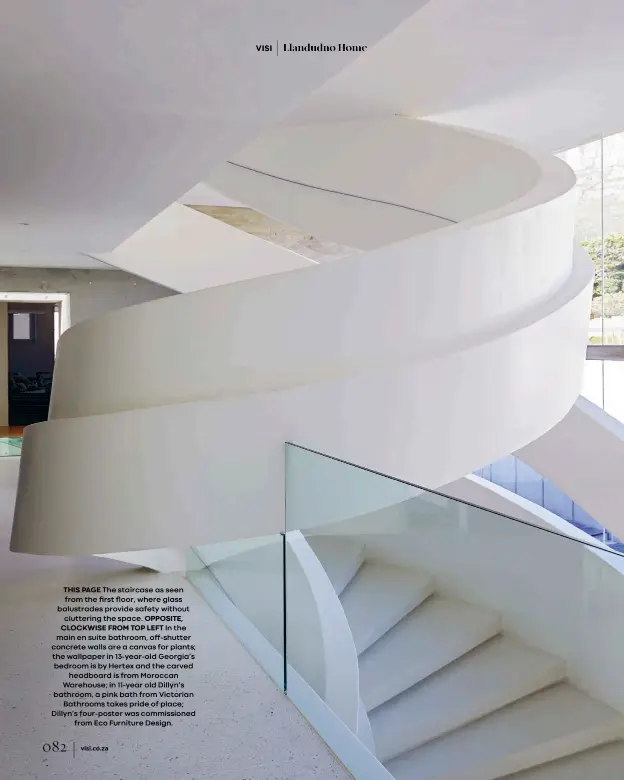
[0,462,349,780]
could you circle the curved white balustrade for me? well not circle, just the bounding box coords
[11,118,593,555]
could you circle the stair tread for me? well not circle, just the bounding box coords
[340,560,434,654]
[305,535,363,596]
[385,682,623,780]
[360,595,501,712]
[371,634,565,762]
[503,740,624,779]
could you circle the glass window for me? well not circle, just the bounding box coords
[601,133,624,343]
[559,131,624,344]
[559,138,604,343]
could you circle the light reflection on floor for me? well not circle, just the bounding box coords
[0,438,22,457]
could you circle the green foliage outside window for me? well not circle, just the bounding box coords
[581,234,624,297]
[581,234,624,323]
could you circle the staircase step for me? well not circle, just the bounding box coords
[371,634,565,762]
[340,561,434,654]
[385,682,624,780]
[503,740,624,779]
[360,595,501,712]
[305,535,364,596]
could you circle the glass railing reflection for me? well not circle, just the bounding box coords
[283,443,624,779]
[187,443,624,779]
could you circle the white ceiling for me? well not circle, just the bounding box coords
[285,0,624,151]
[0,0,422,268]
[3,0,624,275]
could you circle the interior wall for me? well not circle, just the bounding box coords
[0,267,175,326]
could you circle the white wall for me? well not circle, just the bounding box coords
[96,203,316,294]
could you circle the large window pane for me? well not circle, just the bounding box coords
[559,139,603,343]
[601,133,624,344]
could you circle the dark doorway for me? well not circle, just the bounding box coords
[8,302,56,425]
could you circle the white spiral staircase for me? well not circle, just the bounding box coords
[11,117,593,556]
[6,5,624,780]
[7,31,623,780]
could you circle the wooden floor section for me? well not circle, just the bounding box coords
[0,426,25,438]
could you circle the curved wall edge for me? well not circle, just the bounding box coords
[11,272,590,556]
[49,198,585,422]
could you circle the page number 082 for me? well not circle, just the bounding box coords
[42,741,67,752]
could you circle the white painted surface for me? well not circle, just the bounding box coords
[11,268,591,557]
[1,0,623,286]
[386,683,624,780]
[285,0,624,151]
[10,119,593,556]
[195,536,279,566]
[95,547,199,573]
[353,477,624,719]
[205,532,361,732]
[370,635,565,761]
[191,566,397,780]
[45,124,586,422]
[305,536,364,596]
[210,119,541,249]
[356,696,376,755]
[517,396,624,542]
[213,161,454,248]
[358,596,501,712]
[0,1,421,268]
[95,203,316,294]
[507,742,624,779]
[287,532,361,732]
[339,561,433,654]
[305,527,624,778]
[10,279,588,557]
